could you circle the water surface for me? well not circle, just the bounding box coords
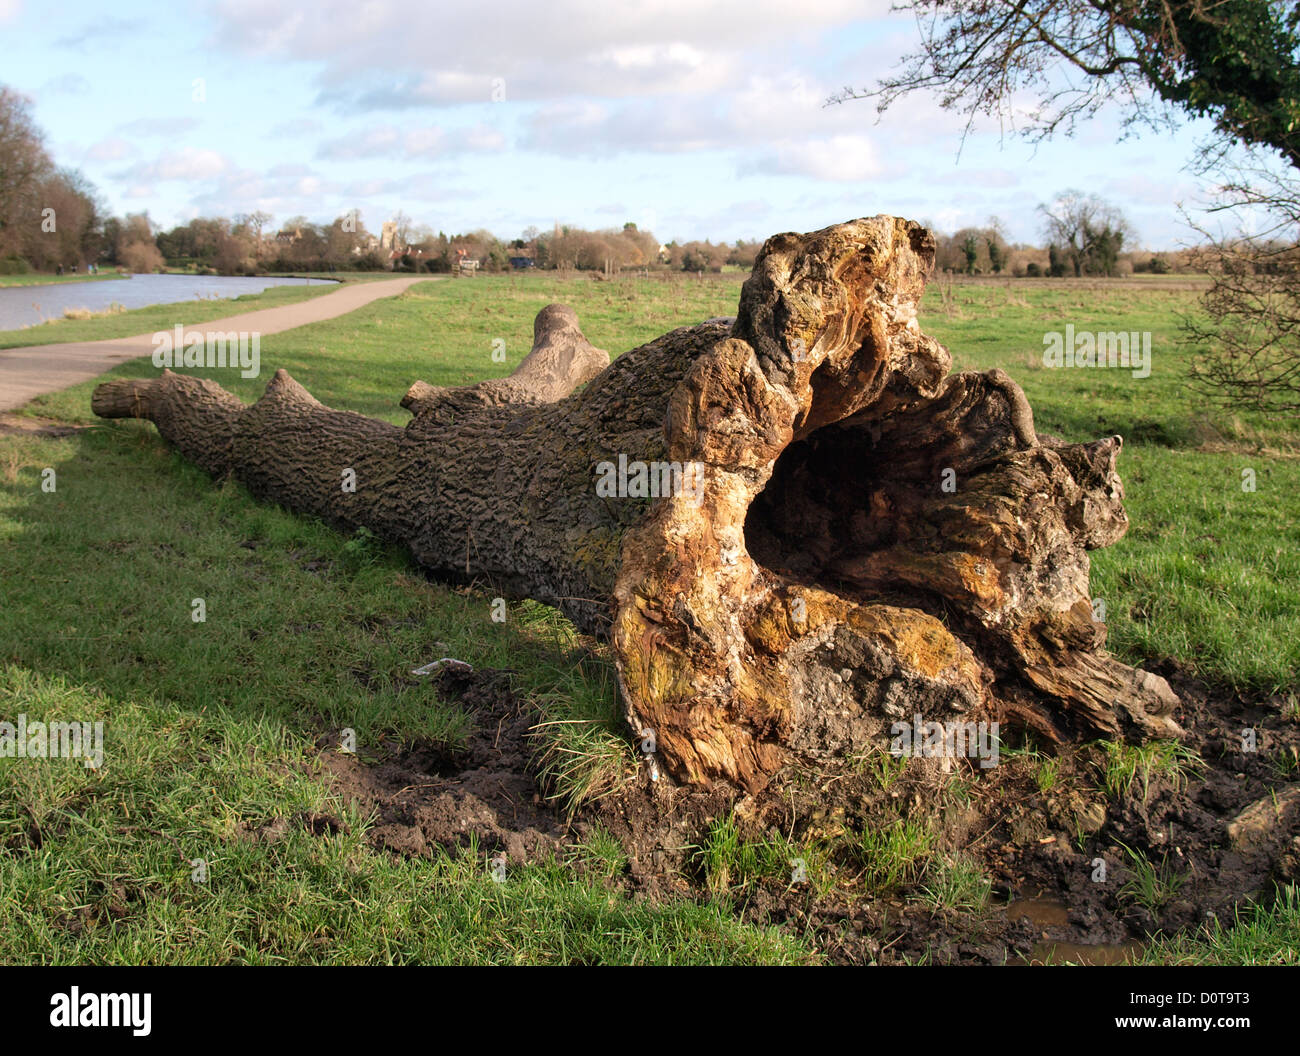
[0,274,335,332]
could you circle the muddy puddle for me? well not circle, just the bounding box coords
[1006,897,1146,965]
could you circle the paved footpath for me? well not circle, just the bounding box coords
[0,275,432,412]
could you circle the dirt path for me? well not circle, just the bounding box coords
[0,275,434,412]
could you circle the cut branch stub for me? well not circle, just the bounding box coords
[92,216,1181,793]
[401,303,610,417]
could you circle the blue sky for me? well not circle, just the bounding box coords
[2,0,1220,248]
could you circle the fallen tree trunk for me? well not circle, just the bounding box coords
[93,217,1181,791]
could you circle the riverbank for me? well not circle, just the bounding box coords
[0,271,125,287]
[0,281,339,350]
[0,273,341,333]
[0,275,432,410]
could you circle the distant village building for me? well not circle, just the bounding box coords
[380,221,399,253]
[389,246,430,266]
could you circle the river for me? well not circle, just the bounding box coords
[0,274,336,332]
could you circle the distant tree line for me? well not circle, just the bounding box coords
[0,79,1202,284]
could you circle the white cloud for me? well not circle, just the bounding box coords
[40,73,90,96]
[1100,171,1199,207]
[316,126,401,161]
[743,134,882,181]
[211,0,895,105]
[117,148,230,183]
[338,173,473,202]
[117,117,201,137]
[85,137,136,162]
[932,168,1021,189]
[54,15,144,50]
[268,117,323,138]
[521,77,783,154]
[598,42,707,72]
[316,123,505,161]
[517,74,894,172]
[187,164,344,219]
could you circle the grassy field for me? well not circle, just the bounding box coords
[1,271,1296,963]
[0,272,126,288]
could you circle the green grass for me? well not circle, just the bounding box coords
[0,271,125,287]
[1000,742,1064,793]
[1284,694,1300,722]
[1,271,806,963]
[1271,745,1300,779]
[1099,741,1203,803]
[1138,885,1300,965]
[566,822,629,882]
[0,280,344,350]
[856,745,909,790]
[1118,842,1188,912]
[694,814,833,898]
[1,270,1297,963]
[856,818,935,891]
[0,667,807,964]
[1033,757,1063,794]
[920,854,993,913]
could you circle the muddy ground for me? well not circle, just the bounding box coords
[316,660,1299,965]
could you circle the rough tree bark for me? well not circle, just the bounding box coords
[92,216,1181,792]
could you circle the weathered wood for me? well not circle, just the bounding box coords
[400,303,609,414]
[93,216,1182,791]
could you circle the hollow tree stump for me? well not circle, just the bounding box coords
[92,216,1181,791]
